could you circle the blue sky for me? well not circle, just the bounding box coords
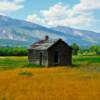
[0,0,100,33]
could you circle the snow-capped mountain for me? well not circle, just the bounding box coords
[0,15,100,47]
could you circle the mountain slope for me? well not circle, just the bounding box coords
[0,15,100,47]
[0,15,65,47]
[52,26,100,47]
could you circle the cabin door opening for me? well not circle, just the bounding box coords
[54,51,59,64]
[40,53,42,65]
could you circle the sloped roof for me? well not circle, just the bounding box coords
[28,39,61,50]
[28,38,72,50]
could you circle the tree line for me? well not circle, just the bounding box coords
[0,47,28,56]
[71,43,100,55]
[0,44,100,56]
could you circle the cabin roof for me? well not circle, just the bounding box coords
[28,39,60,50]
[28,38,72,50]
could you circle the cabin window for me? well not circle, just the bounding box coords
[54,51,59,64]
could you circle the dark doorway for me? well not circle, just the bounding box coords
[54,51,59,64]
[40,53,42,65]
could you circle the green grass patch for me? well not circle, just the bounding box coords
[24,63,43,68]
[73,56,100,66]
[19,72,33,77]
[0,56,100,70]
[0,56,27,70]
[0,56,43,70]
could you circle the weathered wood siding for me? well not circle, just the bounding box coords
[28,50,48,66]
[48,40,72,66]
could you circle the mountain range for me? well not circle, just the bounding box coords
[0,15,100,48]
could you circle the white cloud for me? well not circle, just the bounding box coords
[74,0,100,12]
[42,2,69,18]
[0,0,24,12]
[26,1,99,30]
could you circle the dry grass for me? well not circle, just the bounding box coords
[0,67,100,100]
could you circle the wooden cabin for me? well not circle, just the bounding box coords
[28,36,72,67]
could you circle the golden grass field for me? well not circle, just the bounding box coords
[0,56,100,100]
[0,67,100,100]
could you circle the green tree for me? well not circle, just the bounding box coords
[72,43,80,55]
[89,45,100,52]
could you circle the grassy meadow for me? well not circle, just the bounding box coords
[0,56,100,100]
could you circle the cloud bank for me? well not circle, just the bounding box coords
[0,0,24,12]
[26,0,100,31]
